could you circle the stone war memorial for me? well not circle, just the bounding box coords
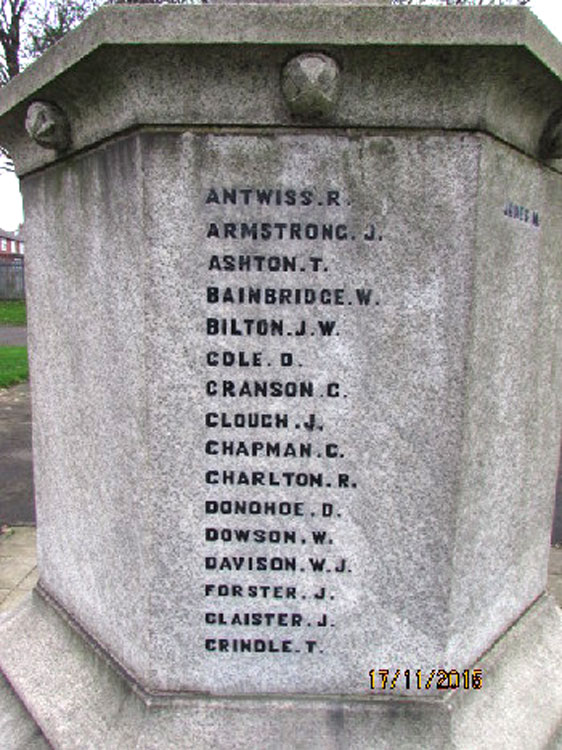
[0,2,561,748]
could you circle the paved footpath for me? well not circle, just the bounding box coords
[0,528,38,614]
[0,326,27,347]
[0,383,35,525]
[0,326,34,524]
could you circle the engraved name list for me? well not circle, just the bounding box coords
[200,182,380,660]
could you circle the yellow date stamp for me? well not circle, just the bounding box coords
[369,668,483,691]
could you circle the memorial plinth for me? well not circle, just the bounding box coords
[0,4,561,748]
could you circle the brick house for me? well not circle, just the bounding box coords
[0,228,25,258]
[0,227,25,298]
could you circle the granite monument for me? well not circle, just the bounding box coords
[0,3,561,748]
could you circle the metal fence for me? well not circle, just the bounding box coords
[0,257,25,300]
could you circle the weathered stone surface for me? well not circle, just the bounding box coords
[0,591,560,749]
[24,102,70,151]
[539,106,562,160]
[0,6,561,174]
[281,53,340,119]
[17,128,561,698]
[0,4,561,747]
[24,134,152,683]
[553,441,562,544]
[0,668,49,750]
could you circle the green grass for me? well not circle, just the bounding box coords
[0,300,26,326]
[0,347,29,388]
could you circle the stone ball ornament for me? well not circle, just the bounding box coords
[25,101,71,151]
[281,53,341,120]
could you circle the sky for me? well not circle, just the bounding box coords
[0,0,561,232]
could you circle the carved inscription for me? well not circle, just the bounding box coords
[202,184,379,657]
[503,201,540,227]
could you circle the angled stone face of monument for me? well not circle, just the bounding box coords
[0,3,561,748]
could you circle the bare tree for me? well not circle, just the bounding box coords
[0,0,27,85]
[0,0,28,169]
[107,0,202,4]
[0,1,106,171]
[27,1,101,57]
